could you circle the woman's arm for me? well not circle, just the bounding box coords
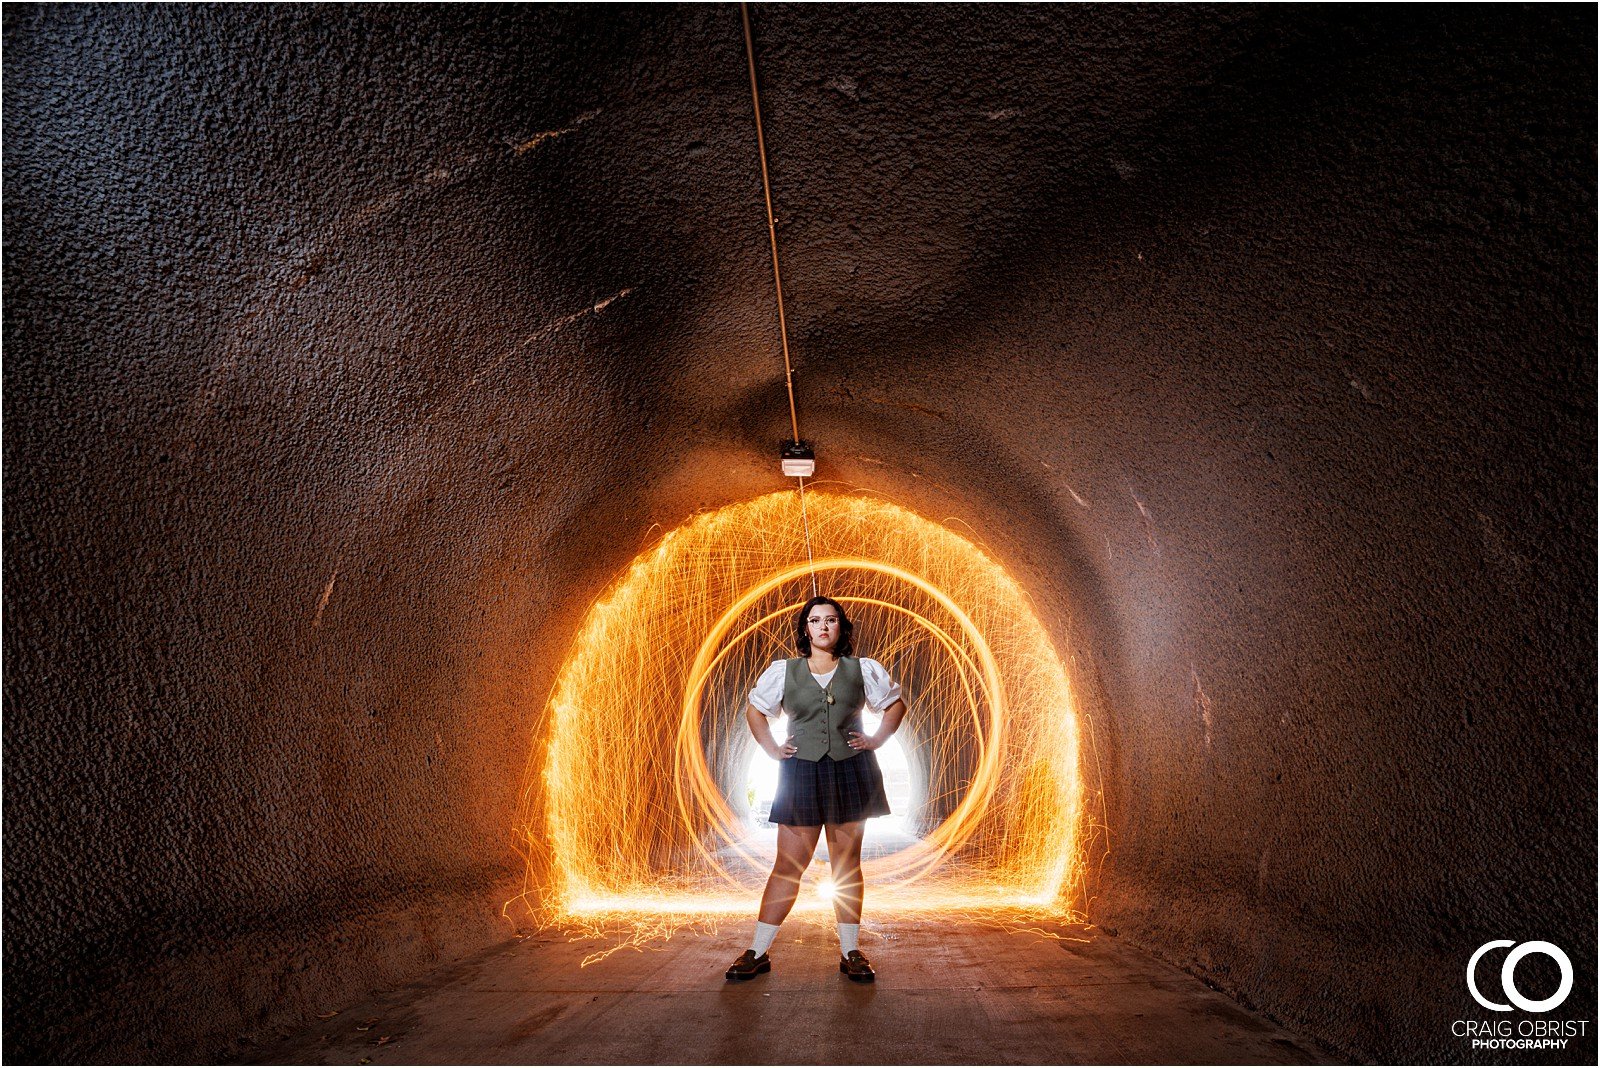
[849,698,907,751]
[747,703,797,759]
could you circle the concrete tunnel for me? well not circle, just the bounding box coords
[3,4,1595,1065]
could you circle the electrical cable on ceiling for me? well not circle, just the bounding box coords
[741,0,818,599]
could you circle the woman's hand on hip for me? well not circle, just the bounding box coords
[847,731,881,751]
[769,741,798,759]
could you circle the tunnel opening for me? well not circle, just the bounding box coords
[511,490,1090,923]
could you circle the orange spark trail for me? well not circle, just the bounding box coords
[507,491,1097,958]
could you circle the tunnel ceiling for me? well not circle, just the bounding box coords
[3,4,1594,1064]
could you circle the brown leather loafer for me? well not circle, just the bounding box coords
[724,949,771,981]
[839,949,875,983]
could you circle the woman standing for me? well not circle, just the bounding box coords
[724,595,908,983]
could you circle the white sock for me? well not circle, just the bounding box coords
[837,922,860,955]
[750,920,781,955]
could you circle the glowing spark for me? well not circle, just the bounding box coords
[1130,488,1161,556]
[509,109,600,154]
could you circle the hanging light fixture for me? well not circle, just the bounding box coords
[780,439,815,477]
[741,2,817,485]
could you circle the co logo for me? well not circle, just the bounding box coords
[1467,941,1574,1013]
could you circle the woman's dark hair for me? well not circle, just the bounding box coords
[794,595,855,658]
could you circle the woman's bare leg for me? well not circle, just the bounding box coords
[824,820,867,923]
[758,823,822,924]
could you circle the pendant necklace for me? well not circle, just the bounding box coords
[813,659,837,703]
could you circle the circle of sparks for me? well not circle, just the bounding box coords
[520,490,1086,918]
[674,557,1009,888]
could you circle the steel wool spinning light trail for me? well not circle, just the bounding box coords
[507,491,1094,958]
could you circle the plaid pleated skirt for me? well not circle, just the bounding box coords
[768,751,892,826]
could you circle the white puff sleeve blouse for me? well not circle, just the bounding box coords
[747,658,903,719]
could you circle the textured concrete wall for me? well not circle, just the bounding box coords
[4,4,1593,1063]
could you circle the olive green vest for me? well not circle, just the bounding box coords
[784,656,866,762]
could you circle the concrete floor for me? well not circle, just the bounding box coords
[235,918,1341,1065]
